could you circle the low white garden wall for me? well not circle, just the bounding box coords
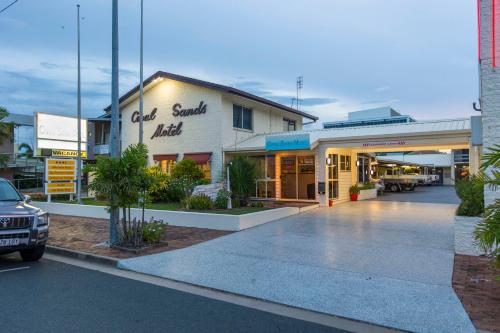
[358,189,377,201]
[454,215,484,256]
[34,202,306,231]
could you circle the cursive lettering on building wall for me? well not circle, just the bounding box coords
[131,108,157,123]
[151,122,183,140]
[144,101,207,140]
[172,101,207,117]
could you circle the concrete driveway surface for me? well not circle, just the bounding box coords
[119,199,474,333]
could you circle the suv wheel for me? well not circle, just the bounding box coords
[20,245,45,262]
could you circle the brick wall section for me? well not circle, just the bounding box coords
[480,0,500,205]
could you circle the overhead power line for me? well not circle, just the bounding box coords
[0,0,19,14]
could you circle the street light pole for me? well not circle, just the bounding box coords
[138,0,144,145]
[227,163,232,209]
[76,4,82,204]
[109,0,120,245]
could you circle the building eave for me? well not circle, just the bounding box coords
[103,71,318,121]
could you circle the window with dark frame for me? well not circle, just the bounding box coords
[283,118,296,132]
[233,104,253,130]
[340,155,351,171]
[327,154,339,199]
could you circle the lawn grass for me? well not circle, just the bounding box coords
[36,198,268,215]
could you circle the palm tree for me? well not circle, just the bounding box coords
[474,145,500,268]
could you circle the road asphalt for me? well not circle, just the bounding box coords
[0,254,349,333]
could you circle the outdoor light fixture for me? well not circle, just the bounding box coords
[356,160,360,167]
[326,157,332,165]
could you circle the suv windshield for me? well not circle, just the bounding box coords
[0,180,22,201]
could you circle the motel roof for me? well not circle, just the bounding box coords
[103,71,318,121]
[224,118,471,152]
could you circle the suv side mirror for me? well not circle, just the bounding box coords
[24,194,31,203]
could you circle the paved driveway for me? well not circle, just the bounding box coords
[374,185,460,204]
[119,201,474,333]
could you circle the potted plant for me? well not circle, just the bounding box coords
[349,184,360,201]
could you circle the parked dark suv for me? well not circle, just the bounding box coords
[0,178,49,261]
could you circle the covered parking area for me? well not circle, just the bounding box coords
[315,118,477,206]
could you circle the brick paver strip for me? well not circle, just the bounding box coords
[452,254,500,333]
[48,214,233,259]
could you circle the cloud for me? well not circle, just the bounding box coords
[232,80,338,109]
[375,85,391,93]
[0,17,27,29]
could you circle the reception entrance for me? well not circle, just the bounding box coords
[280,155,315,200]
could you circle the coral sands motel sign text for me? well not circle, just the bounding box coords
[131,101,207,140]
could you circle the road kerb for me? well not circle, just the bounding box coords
[46,245,118,267]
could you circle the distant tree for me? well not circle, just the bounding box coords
[0,107,13,168]
[0,107,12,145]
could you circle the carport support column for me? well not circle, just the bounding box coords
[318,144,328,207]
[469,144,481,175]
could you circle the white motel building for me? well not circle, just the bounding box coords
[89,71,482,207]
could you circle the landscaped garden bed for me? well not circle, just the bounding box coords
[47,214,232,259]
[452,254,500,333]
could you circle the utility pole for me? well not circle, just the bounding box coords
[138,0,144,145]
[76,4,82,204]
[109,0,120,245]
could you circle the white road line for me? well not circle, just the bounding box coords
[0,266,30,273]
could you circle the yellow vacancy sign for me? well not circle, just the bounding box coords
[46,182,76,194]
[52,150,87,158]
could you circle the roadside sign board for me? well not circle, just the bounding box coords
[51,149,87,159]
[46,182,77,194]
[44,158,77,194]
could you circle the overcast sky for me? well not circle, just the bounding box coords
[0,0,478,126]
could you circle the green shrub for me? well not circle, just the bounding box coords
[214,189,230,209]
[146,166,171,202]
[250,201,264,208]
[164,177,196,202]
[349,184,360,195]
[183,194,213,210]
[228,156,256,203]
[142,221,165,244]
[455,175,484,217]
[359,182,375,190]
[172,159,204,182]
[232,197,241,208]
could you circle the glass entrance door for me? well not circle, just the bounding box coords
[280,156,297,199]
[280,155,315,200]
